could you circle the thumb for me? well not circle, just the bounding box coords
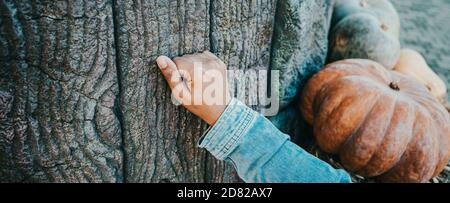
[156,56,192,104]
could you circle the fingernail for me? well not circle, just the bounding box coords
[156,56,168,69]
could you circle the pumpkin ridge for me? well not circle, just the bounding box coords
[340,92,394,172]
[378,110,422,182]
[380,108,438,182]
[428,120,443,178]
[313,85,339,123]
[314,78,353,117]
[416,102,450,177]
[400,80,450,161]
[315,77,383,153]
[434,116,450,175]
[312,76,353,123]
[348,89,384,138]
[417,108,441,181]
[355,94,399,176]
[301,68,349,124]
[315,93,354,153]
[409,93,446,117]
[338,89,381,148]
[360,97,417,177]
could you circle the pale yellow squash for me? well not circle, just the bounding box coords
[393,49,447,104]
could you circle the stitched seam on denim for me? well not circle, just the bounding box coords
[209,104,242,153]
[207,100,245,156]
[215,108,248,152]
[224,108,254,151]
[212,107,247,157]
[204,108,230,147]
[216,106,256,159]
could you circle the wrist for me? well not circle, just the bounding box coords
[206,97,232,126]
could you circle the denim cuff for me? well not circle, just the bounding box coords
[198,98,257,160]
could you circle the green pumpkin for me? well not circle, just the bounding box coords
[331,0,400,38]
[329,13,401,69]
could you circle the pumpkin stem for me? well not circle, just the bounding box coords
[336,35,348,47]
[381,23,389,32]
[389,82,400,91]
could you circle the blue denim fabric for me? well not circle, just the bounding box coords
[199,98,352,183]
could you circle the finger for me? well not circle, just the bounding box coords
[156,56,192,104]
[157,56,183,90]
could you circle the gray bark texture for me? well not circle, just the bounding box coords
[0,0,333,183]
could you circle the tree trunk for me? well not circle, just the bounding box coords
[0,0,333,183]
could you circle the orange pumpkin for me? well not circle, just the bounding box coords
[300,59,450,182]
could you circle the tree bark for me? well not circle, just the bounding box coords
[0,0,332,183]
[0,0,122,182]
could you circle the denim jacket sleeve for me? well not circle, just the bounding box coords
[198,98,352,183]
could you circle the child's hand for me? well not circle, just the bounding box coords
[156,51,231,126]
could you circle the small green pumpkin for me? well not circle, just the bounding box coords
[328,0,401,69]
[329,13,401,69]
[331,0,400,38]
